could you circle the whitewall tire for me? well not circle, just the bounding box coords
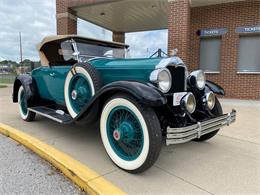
[18,86,35,121]
[100,94,162,173]
[64,64,101,118]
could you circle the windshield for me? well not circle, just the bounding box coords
[60,40,127,61]
[77,42,127,58]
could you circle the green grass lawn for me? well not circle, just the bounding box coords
[0,85,7,88]
[0,78,14,83]
[0,74,16,84]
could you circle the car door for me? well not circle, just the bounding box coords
[43,65,71,105]
[33,65,70,105]
[32,66,54,101]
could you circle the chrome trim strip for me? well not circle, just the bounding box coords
[28,108,63,124]
[166,109,236,145]
[71,39,80,62]
[156,57,185,69]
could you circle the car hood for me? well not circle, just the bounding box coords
[89,57,163,70]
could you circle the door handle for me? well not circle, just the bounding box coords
[49,73,56,77]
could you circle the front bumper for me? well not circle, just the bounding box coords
[166,109,236,145]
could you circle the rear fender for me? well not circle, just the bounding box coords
[13,74,37,106]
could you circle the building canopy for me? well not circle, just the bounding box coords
[71,0,246,33]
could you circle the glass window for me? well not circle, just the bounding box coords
[238,35,260,72]
[76,42,127,58]
[199,37,221,72]
[60,41,74,61]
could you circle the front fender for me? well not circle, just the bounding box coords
[75,81,167,121]
[206,80,225,95]
[101,81,167,106]
[13,74,37,104]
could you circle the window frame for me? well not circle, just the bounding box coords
[236,34,260,74]
[199,36,222,73]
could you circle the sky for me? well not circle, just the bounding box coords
[0,0,168,62]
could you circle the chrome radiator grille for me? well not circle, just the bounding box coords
[167,66,186,93]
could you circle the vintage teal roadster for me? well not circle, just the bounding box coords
[13,35,236,173]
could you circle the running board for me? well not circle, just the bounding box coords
[28,106,73,124]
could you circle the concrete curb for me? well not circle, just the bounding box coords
[0,123,125,195]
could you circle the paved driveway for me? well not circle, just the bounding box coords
[0,86,259,194]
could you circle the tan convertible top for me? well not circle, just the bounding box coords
[37,35,128,51]
[37,35,129,66]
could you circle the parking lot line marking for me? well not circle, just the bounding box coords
[0,123,126,195]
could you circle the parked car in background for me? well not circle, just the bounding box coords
[13,35,236,173]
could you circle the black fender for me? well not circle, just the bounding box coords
[13,74,37,106]
[206,80,225,95]
[75,80,167,121]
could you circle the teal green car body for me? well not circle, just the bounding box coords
[12,35,237,173]
[31,57,162,105]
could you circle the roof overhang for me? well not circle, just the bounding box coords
[71,0,249,33]
[72,0,169,32]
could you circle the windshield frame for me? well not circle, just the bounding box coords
[69,38,128,62]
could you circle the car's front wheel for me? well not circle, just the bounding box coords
[100,94,162,173]
[18,86,35,121]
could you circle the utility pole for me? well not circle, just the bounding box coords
[19,32,23,63]
[19,32,23,74]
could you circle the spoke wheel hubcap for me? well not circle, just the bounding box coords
[71,90,77,100]
[113,130,121,141]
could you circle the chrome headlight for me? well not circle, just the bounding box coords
[150,68,172,93]
[206,91,215,110]
[181,93,196,114]
[189,70,206,90]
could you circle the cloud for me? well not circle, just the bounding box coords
[78,18,113,41]
[0,0,56,62]
[78,19,168,58]
[126,30,168,58]
[0,0,168,62]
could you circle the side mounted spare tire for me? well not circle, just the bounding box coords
[64,63,101,118]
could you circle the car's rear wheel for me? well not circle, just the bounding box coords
[18,86,35,121]
[64,63,101,118]
[194,97,223,142]
[100,94,162,173]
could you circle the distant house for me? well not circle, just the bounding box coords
[0,64,13,73]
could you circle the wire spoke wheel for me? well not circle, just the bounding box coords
[68,74,92,114]
[107,106,144,161]
[64,64,101,118]
[100,94,162,173]
[19,89,28,115]
[18,86,35,121]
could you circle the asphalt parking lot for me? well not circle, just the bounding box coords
[0,134,84,195]
[0,85,260,194]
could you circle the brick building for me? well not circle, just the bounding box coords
[56,0,260,99]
